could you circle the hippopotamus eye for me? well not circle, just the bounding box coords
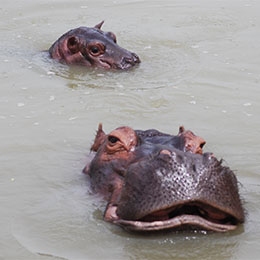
[91,46,99,54]
[88,42,105,56]
[108,135,120,144]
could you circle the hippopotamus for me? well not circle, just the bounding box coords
[83,124,245,232]
[49,21,140,69]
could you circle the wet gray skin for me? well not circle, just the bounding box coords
[49,21,140,69]
[114,149,245,232]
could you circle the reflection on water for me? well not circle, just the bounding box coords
[1,0,260,259]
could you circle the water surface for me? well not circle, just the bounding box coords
[1,0,260,259]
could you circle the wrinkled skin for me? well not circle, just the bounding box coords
[49,21,140,69]
[84,124,244,232]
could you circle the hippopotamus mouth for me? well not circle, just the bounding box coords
[114,204,239,232]
[84,124,245,233]
[49,21,140,70]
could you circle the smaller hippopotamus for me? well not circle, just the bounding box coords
[49,21,140,69]
[83,124,244,232]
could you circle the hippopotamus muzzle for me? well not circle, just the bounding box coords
[49,21,140,70]
[84,124,245,232]
[114,150,244,232]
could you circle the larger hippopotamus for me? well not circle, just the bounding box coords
[49,21,140,69]
[83,124,245,232]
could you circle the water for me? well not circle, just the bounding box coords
[1,0,260,259]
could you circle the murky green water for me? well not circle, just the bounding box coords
[1,0,260,259]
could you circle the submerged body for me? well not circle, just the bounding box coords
[84,124,244,232]
[49,21,140,69]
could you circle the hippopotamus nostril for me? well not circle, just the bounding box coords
[131,53,141,63]
[122,53,140,67]
[122,57,134,65]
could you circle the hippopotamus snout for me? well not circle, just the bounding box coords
[123,52,140,65]
[49,21,140,70]
[114,149,244,232]
[116,52,140,69]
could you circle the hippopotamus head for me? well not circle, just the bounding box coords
[49,21,140,69]
[84,124,244,232]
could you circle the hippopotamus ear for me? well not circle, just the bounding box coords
[94,20,104,30]
[91,123,107,152]
[178,126,185,134]
[67,36,80,54]
[178,126,206,154]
